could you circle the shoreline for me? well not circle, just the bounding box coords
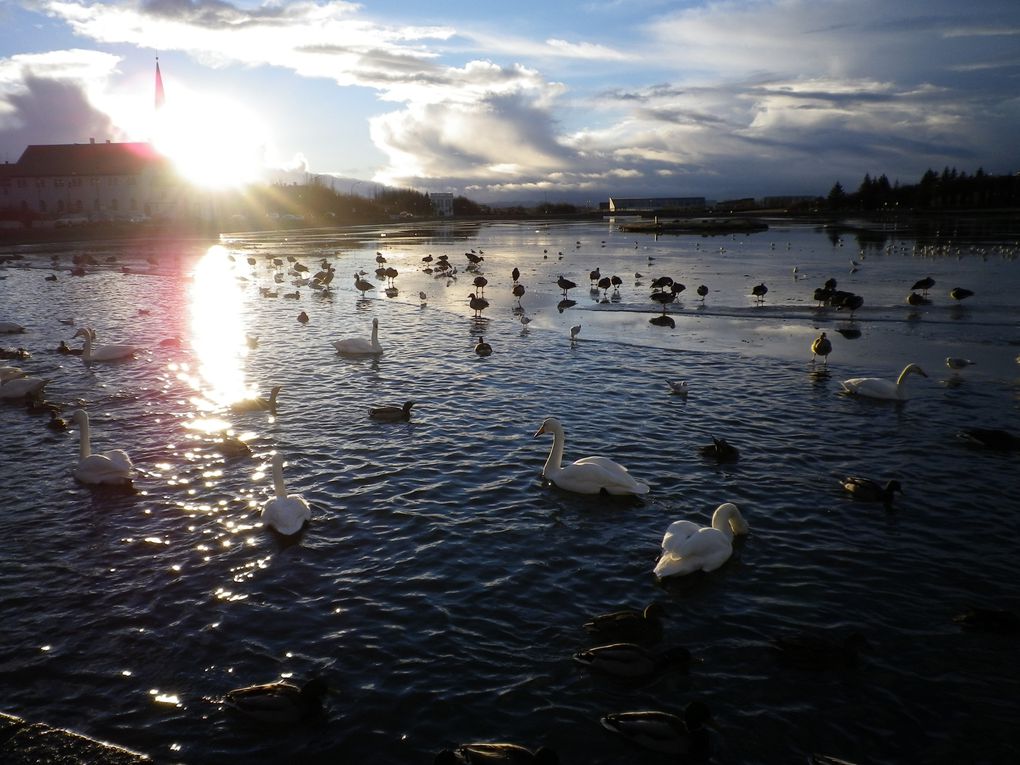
[0,712,149,764]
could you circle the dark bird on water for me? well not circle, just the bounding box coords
[600,701,713,758]
[511,266,520,283]
[751,282,768,303]
[474,337,493,357]
[296,311,309,324]
[949,287,974,301]
[370,400,415,421]
[584,603,664,644]
[906,291,930,306]
[698,437,740,463]
[840,477,902,507]
[911,276,935,295]
[956,428,1020,451]
[434,743,559,764]
[696,284,708,301]
[557,275,577,296]
[353,274,375,297]
[468,293,489,317]
[573,642,691,680]
[224,678,328,724]
[512,283,525,305]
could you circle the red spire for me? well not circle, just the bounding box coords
[155,58,166,111]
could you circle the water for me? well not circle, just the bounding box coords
[2,219,1020,764]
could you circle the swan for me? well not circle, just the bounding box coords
[225,678,327,724]
[70,409,133,485]
[262,452,310,535]
[533,417,649,495]
[333,318,383,355]
[0,321,25,334]
[434,743,559,764]
[600,701,713,757]
[573,643,691,680]
[0,376,49,400]
[230,385,282,413]
[583,603,664,644]
[654,503,748,579]
[0,365,26,383]
[74,327,137,362]
[840,363,927,400]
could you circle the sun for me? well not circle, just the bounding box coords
[153,89,269,189]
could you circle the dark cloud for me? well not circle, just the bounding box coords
[0,76,120,162]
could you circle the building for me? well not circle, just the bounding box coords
[430,192,454,217]
[607,196,706,213]
[0,139,203,224]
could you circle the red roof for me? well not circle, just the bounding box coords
[10,142,170,177]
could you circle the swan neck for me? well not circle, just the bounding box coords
[78,417,91,459]
[371,322,379,349]
[271,456,287,498]
[712,506,737,538]
[543,423,564,475]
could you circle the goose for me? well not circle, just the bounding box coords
[840,477,902,507]
[225,677,327,724]
[370,400,415,421]
[474,337,492,357]
[73,327,137,362]
[654,503,748,579]
[333,318,383,355]
[573,643,691,680]
[230,385,283,413]
[666,379,688,396]
[468,293,489,317]
[810,332,832,364]
[533,416,649,495]
[840,363,927,400]
[583,603,664,644]
[771,631,869,669]
[70,409,133,485]
[600,701,713,757]
[434,743,559,764]
[698,437,739,463]
[262,453,311,535]
[0,376,49,400]
[353,274,375,297]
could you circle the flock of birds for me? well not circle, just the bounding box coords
[2,233,1018,764]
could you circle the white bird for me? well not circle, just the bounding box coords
[332,317,383,355]
[666,380,688,395]
[533,416,649,495]
[0,365,26,383]
[654,503,748,579]
[840,363,927,400]
[74,327,137,362]
[0,376,49,399]
[261,453,311,535]
[70,409,133,486]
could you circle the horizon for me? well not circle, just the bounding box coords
[2,1,1019,203]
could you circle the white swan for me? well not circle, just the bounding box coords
[74,327,137,362]
[840,363,927,400]
[654,503,748,579]
[70,409,133,485]
[0,376,49,399]
[262,453,310,535]
[0,365,26,383]
[533,416,649,495]
[332,317,383,355]
[0,321,26,334]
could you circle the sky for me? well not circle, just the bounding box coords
[1,0,1019,203]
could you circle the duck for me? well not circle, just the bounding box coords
[73,327,138,362]
[654,503,749,579]
[573,643,691,680]
[911,276,935,295]
[949,287,974,301]
[945,357,974,370]
[840,363,927,400]
[297,311,309,324]
[370,401,415,421]
[57,340,83,355]
[353,273,375,296]
[811,332,832,364]
[952,606,1020,635]
[600,700,713,757]
[474,337,492,357]
[70,409,133,485]
[840,477,902,506]
[230,385,282,413]
[225,677,327,724]
[751,282,768,303]
[666,379,688,396]
[261,452,311,535]
[0,376,49,400]
[696,284,708,301]
[434,743,559,764]
[533,417,649,495]
[956,428,1020,452]
[770,631,870,669]
[698,437,739,463]
[332,317,383,355]
[583,603,664,644]
[906,291,930,306]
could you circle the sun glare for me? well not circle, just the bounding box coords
[153,90,268,189]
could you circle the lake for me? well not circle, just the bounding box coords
[1,217,1019,764]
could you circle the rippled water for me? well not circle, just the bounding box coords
[2,219,1020,764]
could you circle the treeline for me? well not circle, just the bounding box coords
[827,167,1020,212]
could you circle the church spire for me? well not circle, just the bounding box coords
[155,57,166,111]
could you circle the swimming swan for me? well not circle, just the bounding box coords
[70,409,133,485]
[262,453,310,535]
[654,503,748,579]
[840,363,927,400]
[332,317,383,355]
[74,327,138,362]
[533,417,649,495]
